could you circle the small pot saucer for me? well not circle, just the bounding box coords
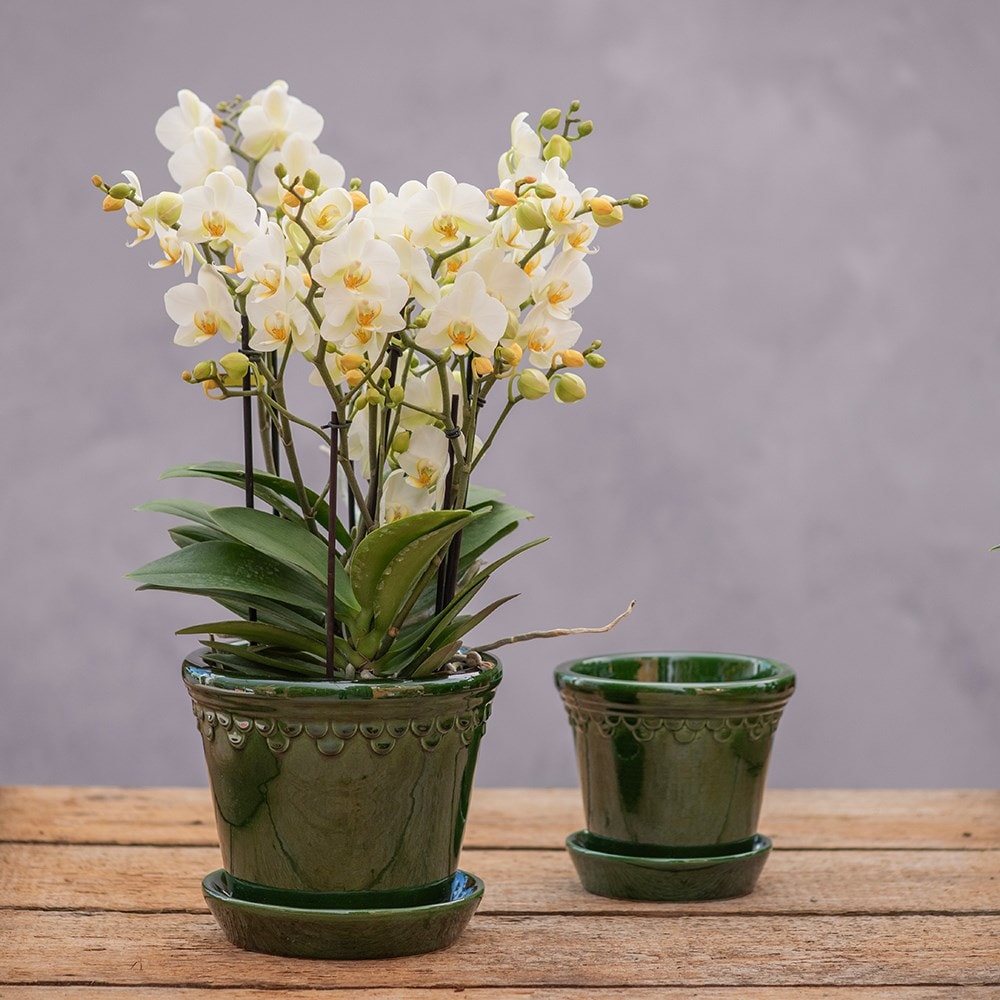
[566,830,772,901]
[202,868,484,959]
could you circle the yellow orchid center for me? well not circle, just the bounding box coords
[193,310,220,338]
[316,204,345,230]
[256,264,282,297]
[264,313,290,343]
[343,260,372,290]
[447,319,477,349]
[355,300,382,327]
[546,280,573,307]
[126,212,153,239]
[528,327,554,355]
[548,196,575,224]
[412,459,439,488]
[567,223,593,251]
[433,213,460,241]
[202,210,227,239]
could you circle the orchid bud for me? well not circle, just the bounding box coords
[553,372,587,403]
[576,120,594,137]
[345,369,365,389]
[472,356,494,378]
[102,195,125,212]
[91,174,104,188]
[392,430,411,453]
[366,388,383,405]
[274,162,287,180]
[588,196,615,217]
[486,187,518,207]
[499,342,523,367]
[593,204,624,227]
[154,191,184,227]
[558,349,586,368]
[586,352,606,369]
[350,190,369,211]
[517,369,550,400]
[219,352,250,380]
[192,361,217,382]
[628,193,650,208]
[338,353,365,372]
[412,312,430,328]
[539,108,562,130]
[532,182,557,199]
[107,182,134,200]
[302,168,321,191]
[181,370,194,382]
[515,196,547,231]
[388,385,406,405]
[542,134,573,167]
[569,99,581,113]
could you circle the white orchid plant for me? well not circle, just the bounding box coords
[96,81,645,682]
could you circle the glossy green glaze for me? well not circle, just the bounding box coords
[202,868,484,959]
[183,654,501,899]
[555,652,794,899]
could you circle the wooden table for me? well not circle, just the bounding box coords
[0,787,997,997]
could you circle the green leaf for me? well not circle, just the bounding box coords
[168,524,228,548]
[128,540,327,613]
[208,507,360,616]
[138,498,221,530]
[407,641,463,680]
[465,485,505,508]
[177,620,327,657]
[208,593,326,639]
[348,510,473,634]
[200,642,328,679]
[457,501,532,566]
[161,462,351,548]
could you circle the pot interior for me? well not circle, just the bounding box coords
[563,653,785,685]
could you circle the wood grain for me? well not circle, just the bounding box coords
[2,842,998,916]
[0,911,997,988]
[2,786,998,849]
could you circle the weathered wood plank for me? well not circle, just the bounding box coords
[1,843,998,916]
[0,911,996,987]
[1,989,996,1000]
[2,787,998,849]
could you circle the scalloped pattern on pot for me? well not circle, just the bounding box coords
[563,706,782,744]
[191,702,492,755]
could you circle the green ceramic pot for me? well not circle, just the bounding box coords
[555,651,794,900]
[183,653,501,957]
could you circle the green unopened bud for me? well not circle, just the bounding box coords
[302,168,321,191]
[590,340,603,350]
[576,119,594,137]
[586,352,606,369]
[366,388,383,406]
[504,310,520,341]
[538,107,562,130]
[532,182,557,199]
[627,193,650,209]
[153,191,184,227]
[349,177,363,191]
[553,372,587,403]
[388,385,406,405]
[517,368,550,400]
[355,393,369,411]
[107,182,134,200]
[569,100,581,113]
[542,134,573,167]
[219,352,250,380]
[391,429,411,453]
[192,361,217,382]
[274,162,287,180]
[412,312,430,328]
[515,196,548,231]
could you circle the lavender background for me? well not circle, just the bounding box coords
[2,0,999,788]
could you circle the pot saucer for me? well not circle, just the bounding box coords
[202,868,484,959]
[566,830,772,901]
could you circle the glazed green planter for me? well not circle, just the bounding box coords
[183,653,501,958]
[555,651,794,901]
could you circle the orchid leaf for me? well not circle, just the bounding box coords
[129,540,327,613]
[178,620,327,657]
[208,507,359,616]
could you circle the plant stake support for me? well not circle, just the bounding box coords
[240,313,256,623]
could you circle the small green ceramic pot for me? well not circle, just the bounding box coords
[555,651,794,901]
[183,653,501,957]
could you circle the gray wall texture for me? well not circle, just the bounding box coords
[2,0,999,788]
